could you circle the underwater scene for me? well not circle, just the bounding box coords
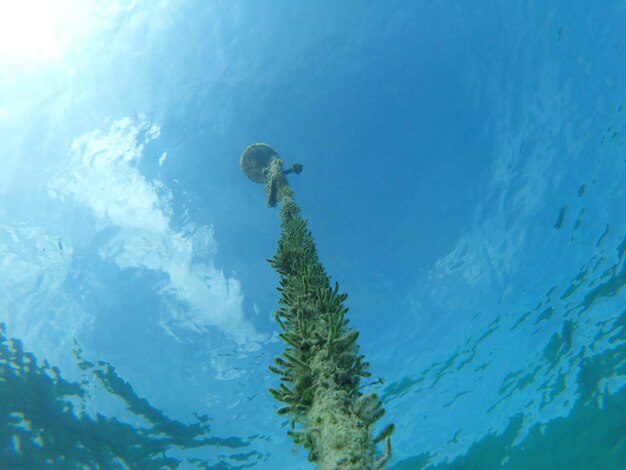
[0,1,625,469]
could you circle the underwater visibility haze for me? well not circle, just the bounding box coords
[0,1,625,468]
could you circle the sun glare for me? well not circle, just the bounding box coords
[0,0,76,65]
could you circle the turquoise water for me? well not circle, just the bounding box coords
[0,1,625,468]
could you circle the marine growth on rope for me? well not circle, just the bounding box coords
[240,143,393,469]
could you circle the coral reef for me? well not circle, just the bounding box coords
[251,154,393,469]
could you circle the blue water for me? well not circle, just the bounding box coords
[0,1,625,468]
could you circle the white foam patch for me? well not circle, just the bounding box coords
[49,118,170,233]
[50,117,265,346]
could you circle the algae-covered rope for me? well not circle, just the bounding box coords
[241,145,393,469]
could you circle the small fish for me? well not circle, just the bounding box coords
[58,238,64,254]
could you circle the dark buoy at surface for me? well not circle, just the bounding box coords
[240,143,278,183]
[240,143,303,183]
